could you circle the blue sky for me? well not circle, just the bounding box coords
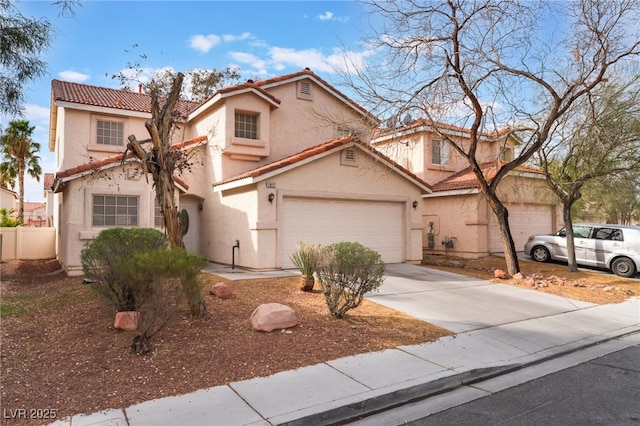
[4,0,371,202]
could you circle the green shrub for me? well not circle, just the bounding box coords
[316,241,386,318]
[81,228,168,311]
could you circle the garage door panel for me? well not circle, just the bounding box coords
[490,204,553,252]
[282,199,403,268]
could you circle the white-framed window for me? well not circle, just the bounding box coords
[92,195,138,227]
[96,119,124,146]
[431,139,450,165]
[235,112,258,139]
[154,199,164,228]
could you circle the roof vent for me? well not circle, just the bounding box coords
[247,79,254,84]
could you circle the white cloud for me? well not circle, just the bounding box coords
[317,11,334,21]
[316,11,349,23]
[229,51,268,72]
[190,34,221,53]
[58,70,90,82]
[24,104,50,124]
[269,47,334,73]
[223,32,252,42]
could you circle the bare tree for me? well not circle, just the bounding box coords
[349,0,640,274]
[124,73,187,248]
[537,80,640,272]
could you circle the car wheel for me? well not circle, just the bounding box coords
[611,257,636,278]
[531,246,551,263]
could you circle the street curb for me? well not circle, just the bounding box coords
[277,330,640,426]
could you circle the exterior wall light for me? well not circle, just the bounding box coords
[412,200,419,209]
[268,193,275,204]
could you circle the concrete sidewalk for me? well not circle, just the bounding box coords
[52,264,640,426]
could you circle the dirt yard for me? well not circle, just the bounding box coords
[1,256,637,426]
[0,259,449,426]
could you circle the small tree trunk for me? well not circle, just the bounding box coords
[563,202,579,273]
[487,195,520,276]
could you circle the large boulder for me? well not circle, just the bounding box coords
[209,282,235,299]
[250,303,298,332]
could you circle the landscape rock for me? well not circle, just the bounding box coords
[250,303,298,332]
[209,282,235,299]
[494,269,508,279]
[113,311,139,331]
[512,272,524,280]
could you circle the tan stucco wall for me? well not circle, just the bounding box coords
[422,174,561,258]
[56,164,163,275]
[212,147,425,270]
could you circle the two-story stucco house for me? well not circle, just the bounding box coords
[49,69,431,275]
[373,118,560,258]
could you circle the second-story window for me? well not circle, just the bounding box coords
[235,112,258,139]
[96,119,124,146]
[432,139,450,165]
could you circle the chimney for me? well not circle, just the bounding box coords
[138,84,143,94]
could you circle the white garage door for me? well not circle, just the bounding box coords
[490,204,553,253]
[282,198,404,268]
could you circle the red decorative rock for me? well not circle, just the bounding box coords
[250,303,298,332]
[209,282,235,299]
[114,311,139,331]
[494,269,508,279]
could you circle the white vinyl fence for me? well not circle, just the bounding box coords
[0,227,56,261]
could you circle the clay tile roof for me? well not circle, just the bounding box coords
[23,202,45,211]
[54,135,208,187]
[255,68,376,121]
[52,80,200,117]
[431,162,543,192]
[375,118,517,142]
[43,173,55,191]
[214,136,432,191]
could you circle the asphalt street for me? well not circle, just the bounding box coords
[354,343,640,426]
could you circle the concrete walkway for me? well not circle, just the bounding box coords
[51,264,640,426]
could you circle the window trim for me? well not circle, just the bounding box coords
[92,194,139,228]
[234,111,259,140]
[431,139,450,166]
[89,115,128,153]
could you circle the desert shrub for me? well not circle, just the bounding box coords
[0,208,22,227]
[289,241,322,291]
[316,241,386,318]
[80,228,168,311]
[124,247,207,354]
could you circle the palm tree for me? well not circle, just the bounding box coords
[0,120,42,223]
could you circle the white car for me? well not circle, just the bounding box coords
[524,223,640,278]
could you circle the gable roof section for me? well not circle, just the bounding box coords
[430,162,545,193]
[254,68,378,124]
[373,117,520,145]
[52,135,207,193]
[213,136,432,193]
[51,80,201,117]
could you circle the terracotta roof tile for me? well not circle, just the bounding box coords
[54,135,207,187]
[43,173,55,191]
[214,136,432,191]
[52,80,200,117]
[431,162,543,192]
[375,118,515,141]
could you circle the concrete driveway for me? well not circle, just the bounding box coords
[368,263,595,333]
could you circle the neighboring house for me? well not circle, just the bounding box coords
[0,186,17,212]
[373,118,560,257]
[49,69,430,275]
[23,202,47,227]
